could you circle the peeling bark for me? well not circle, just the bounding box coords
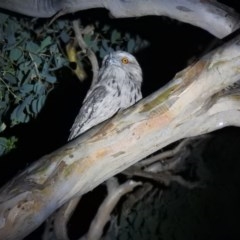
[0,0,239,38]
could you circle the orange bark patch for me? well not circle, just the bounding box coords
[185,61,206,81]
[132,112,173,140]
[95,148,109,158]
[76,148,110,173]
[176,60,207,86]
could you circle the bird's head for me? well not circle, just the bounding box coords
[101,51,143,83]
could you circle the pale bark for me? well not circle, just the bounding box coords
[0,0,239,38]
[0,35,240,240]
[83,178,141,240]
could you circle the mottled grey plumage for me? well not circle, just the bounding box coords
[68,51,143,140]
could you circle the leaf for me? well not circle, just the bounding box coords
[10,106,20,124]
[31,99,38,114]
[83,34,92,46]
[26,41,39,53]
[0,137,7,155]
[90,41,99,52]
[24,114,30,122]
[6,20,16,46]
[31,54,42,65]
[19,61,31,71]
[6,136,18,152]
[0,122,6,132]
[9,48,22,61]
[37,95,46,112]
[111,30,121,43]
[49,44,58,54]
[57,20,65,29]
[127,39,135,53]
[42,61,50,74]
[16,70,24,82]
[0,101,7,112]
[60,30,70,43]
[45,75,56,84]
[25,104,32,115]
[40,36,52,51]
[102,39,109,51]
[28,68,38,81]
[102,25,110,32]
[53,55,67,68]
[20,84,34,94]
[21,70,32,83]
[16,111,26,123]
[16,52,25,65]
[4,73,17,84]
[99,47,107,58]
[11,95,34,124]
[34,82,45,95]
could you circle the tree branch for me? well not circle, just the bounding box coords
[81,178,141,240]
[138,138,193,167]
[73,20,99,86]
[0,0,239,38]
[54,197,81,240]
[1,35,240,240]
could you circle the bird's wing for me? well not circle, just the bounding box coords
[68,85,118,140]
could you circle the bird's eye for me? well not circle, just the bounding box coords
[121,57,129,64]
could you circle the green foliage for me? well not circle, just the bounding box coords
[82,22,149,61]
[0,13,68,155]
[0,13,149,156]
[0,14,67,127]
[0,136,17,155]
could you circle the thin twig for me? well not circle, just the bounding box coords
[138,136,209,167]
[145,156,183,173]
[73,20,99,87]
[123,166,171,185]
[138,138,192,167]
[29,52,41,80]
[123,167,199,188]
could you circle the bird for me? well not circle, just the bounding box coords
[68,51,143,140]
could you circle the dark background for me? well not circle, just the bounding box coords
[1,1,240,239]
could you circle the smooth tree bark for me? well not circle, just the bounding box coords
[1,35,240,240]
[0,0,239,38]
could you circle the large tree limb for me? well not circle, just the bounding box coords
[0,0,239,38]
[0,35,240,240]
